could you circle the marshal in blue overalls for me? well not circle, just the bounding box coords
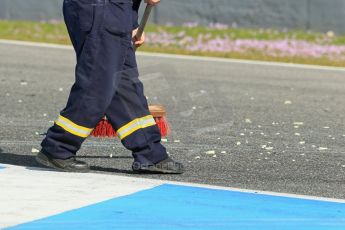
[37,0,183,174]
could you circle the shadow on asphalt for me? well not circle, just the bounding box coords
[0,149,134,174]
[90,166,134,174]
[0,152,41,168]
[79,155,132,159]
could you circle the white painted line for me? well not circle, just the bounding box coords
[1,163,344,209]
[88,173,345,204]
[138,52,345,72]
[0,39,72,50]
[0,163,162,228]
[169,181,345,204]
[1,39,344,72]
[1,163,345,227]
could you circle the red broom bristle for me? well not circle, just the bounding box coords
[91,119,117,138]
[105,120,117,137]
[154,116,171,137]
[91,116,171,138]
[91,122,99,137]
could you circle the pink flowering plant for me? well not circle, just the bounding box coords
[0,20,345,67]
[143,23,345,66]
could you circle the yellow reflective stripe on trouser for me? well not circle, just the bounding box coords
[55,115,93,138]
[117,115,156,140]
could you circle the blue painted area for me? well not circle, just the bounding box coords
[8,184,345,230]
[0,165,5,170]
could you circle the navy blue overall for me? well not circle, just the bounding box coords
[41,0,168,165]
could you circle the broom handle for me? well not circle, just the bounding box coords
[134,4,154,51]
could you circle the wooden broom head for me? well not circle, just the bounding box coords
[148,104,166,118]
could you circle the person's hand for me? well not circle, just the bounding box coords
[132,28,145,48]
[144,0,160,6]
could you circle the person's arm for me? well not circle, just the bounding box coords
[132,0,160,30]
[132,0,142,30]
[145,0,160,6]
[132,0,161,48]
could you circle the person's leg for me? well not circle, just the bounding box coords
[40,0,131,161]
[105,46,169,165]
[104,46,184,173]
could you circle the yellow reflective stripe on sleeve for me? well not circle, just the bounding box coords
[55,115,93,138]
[117,115,156,140]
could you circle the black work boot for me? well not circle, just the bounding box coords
[36,151,90,173]
[132,157,184,174]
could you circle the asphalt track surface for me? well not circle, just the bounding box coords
[1,41,345,199]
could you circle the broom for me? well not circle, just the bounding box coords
[91,4,171,138]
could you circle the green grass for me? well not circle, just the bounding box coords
[0,20,70,44]
[137,46,345,68]
[0,20,345,67]
[146,24,345,45]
